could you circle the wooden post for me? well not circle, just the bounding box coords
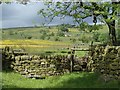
[70,49,75,73]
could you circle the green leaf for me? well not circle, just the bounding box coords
[71,5,77,10]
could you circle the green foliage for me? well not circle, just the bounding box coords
[98,33,109,44]
[93,32,100,42]
[40,35,46,40]
[58,24,69,32]
[88,25,103,32]
[39,2,120,45]
[56,31,64,37]
[27,36,32,39]
[81,36,89,43]
[49,32,55,36]
[70,38,76,43]
[79,22,88,31]
[54,36,60,41]
[40,29,49,35]
[40,30,48,40]
[8,31,14,35]
[78,33,92,43]
[46,36,50,40]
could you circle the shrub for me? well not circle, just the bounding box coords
[40,29,49,35]
[70,38,76,43]
[56,31,64,37]
[81,34,93,43]
[40,35,46,40]
[58,25,69,32]
[46,36,50,40]
[9,31,14,35]
[98,33,109,44]
[27,36,32,39]
[61,27,69,32]
[93,32,100,42]
[49,32,55,36]
[78,38,82,41]
[45,51,53,54]
[61,51,67,53]
[54,36,60,41]
[43,31,47,36]
[81,36,89,43]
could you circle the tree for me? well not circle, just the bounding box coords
[117,17,120,44]
[58,25,69,32]
[38,0,120,46]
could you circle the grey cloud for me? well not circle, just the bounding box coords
[1,2,96,28]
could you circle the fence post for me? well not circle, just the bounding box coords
[70,49,75,72]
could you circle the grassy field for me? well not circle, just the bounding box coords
[1,39,88,55]
[2,71,119,88]
[1,25,108,46]
[1,25,108,42]
[1,26,95,55]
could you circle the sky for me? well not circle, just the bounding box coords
[0,2,99,28]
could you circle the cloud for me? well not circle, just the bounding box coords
[1,2,99,28]
[1,2,46,28]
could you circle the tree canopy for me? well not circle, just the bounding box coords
[38,1,120,45]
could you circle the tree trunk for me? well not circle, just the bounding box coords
[107,20,117,46]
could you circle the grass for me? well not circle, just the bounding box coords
[1,39,71,45]
[0,39,88,56]
[2,71,119,88]
[1,25,108,55]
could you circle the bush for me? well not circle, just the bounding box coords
[61,27,69,32]
[39,29,45,33]
[40,29,48,35]
[43,31,47,36]
[9,31,14,35]
[93,32,100,42]
[61,51,67,53]
[45,51,53,54]
[49,32,55,36]
[70,38,76,43]
[27,36,32,39]
[98,33,109,44]
[81,36,89,43]
[58,25,69,32]
[54,36,60,41]
[40,35,45,40]
[46,36,50,40]
[56,31,64,37]
[78,34,91,43]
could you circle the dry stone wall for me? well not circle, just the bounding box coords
[11,55,71,78]
[3,45,120,80]
[2,46,89,79]
[88,45,120,80]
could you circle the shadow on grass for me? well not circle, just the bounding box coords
[2,69,14,73]
[54,72,119,88]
